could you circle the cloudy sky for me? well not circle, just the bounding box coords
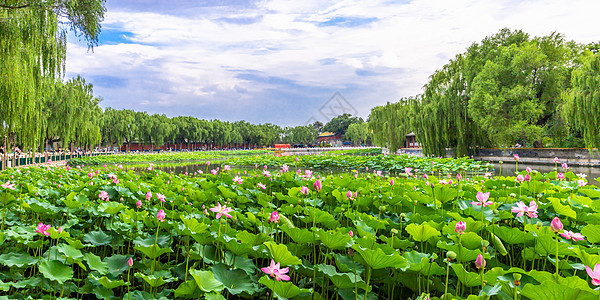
[66,0,599,126]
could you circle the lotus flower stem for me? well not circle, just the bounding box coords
[444,261,450,300]
[555,236,559,282]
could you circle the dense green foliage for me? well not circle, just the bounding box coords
[322,113,364,137]
[563,51,600,151]
[369,29,591,156]
[68,150,269,166]
[225,153,493,175]
[0,0,106,153]
[0,157,599,299]
[345,122,371,146]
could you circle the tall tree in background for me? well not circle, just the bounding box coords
[322,113,363,138]
[0,0,106,155]
[563,51,600,151]
[345,122,370,146]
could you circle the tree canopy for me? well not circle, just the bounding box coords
[369,28,588,156]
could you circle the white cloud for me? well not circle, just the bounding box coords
[66,0,600,125]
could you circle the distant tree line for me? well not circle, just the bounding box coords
[369,28,600,156]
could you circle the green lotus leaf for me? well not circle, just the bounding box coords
[351,245,407,269]
[38,260,74,284]
[548,197,577,220]
[104,255,130,276]
[317,230,352,250]
[83,230,113,246]
[134,244,172,259]
[11,277,41,289]
[135,272,172,288]
[405,223,441,242]
[264,241,302,266]
[315,264,369,290]
[212,263,258,295]
[533,235,576,257]
[459,232,483,250]
[450,263,481,287]
[98,202,126,215]
[0,252,38,267]
[221,236,254,256]
[84,252,109,275]
[174,280,198,298]
[581,224,600,244]
[237,230,268,246]
[259,275,311,299]
[189,269,224,293]
[92,274,128,289]
[521,280,596,300]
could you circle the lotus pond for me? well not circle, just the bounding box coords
[0,158,599,299]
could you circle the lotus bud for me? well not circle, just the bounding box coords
[446,251,457,259]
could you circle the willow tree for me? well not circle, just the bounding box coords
[0,0,105,163]
[369,98,419,153]
[563,51,600,151]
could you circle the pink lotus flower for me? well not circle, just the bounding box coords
[255,164,258,168]
[305,170,313,177]
[264,165,268,170]
[349,230,354,237]
[313,180,322,192]
[475,254,486,269]
[300,186,309,195]
[295,157,299,162]
[516,175,524,182]
[513,154,520,161]
[423,174,429,179]
[157,193,166,202]
[270,211,280,223]
[562,162,569,170]
[263,171,271,178]
[526,167,532,173]
[405,167,412,175]
[206,161,211,166]
[127,257,134,267]
[524,174,530,182]
[456,173,462,181]
[88,172,93,178]
[390,179,394,186]
[211,169,218,175]
[209,202,233,219]
[511,200,538,218]
[146,191,152,201]
[157,209,166,222]
[233,176,243,184]
[551,217,563,233]
[57,226,63,233]
[455,221,466,234]
[471,192,493,207]
[257,182,266,190]
[224,165,231,171]
[1,181,15,190]
[578,179,587,187]
[586,264,600,285]
[261,260,290,281]
[296,169,302,175]
[66,166,71,171]
[557,173,565,180]
[375,170,382,177]
[136,200,142,208]
[99,191,109,201]
[560,230,585,241]
[554,157,559,163]
[36,223,51,236]
[281,164,289,172]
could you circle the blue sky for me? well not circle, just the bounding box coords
[66,0,599,126]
